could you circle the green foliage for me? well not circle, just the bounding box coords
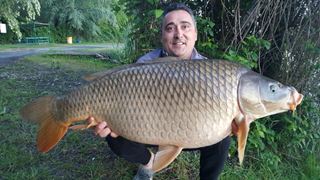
[305,40,320,55]
[118,0,163,62]
[196,17,219,58]
[0,0,41,39]
[97,2,129,43]
[20,25,51,41]
[279,97,320,155]
[248,120,276,151]
[47,27,67,43]
[38,0,119,42]
[223,36,271,69]
[301,153,320,178]
[154,9,164,18]
[0,28,19,43]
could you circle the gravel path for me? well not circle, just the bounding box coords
[0,44,121,66]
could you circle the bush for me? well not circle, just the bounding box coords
[0,29,20,44]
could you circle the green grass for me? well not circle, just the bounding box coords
[0,53,319,179]
[0,43,61,51]
[0,55,125,179]
[26,54,119,72]
[0,43,124,52]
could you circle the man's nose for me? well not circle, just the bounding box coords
[174,27,183,38]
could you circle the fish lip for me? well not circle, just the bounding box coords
[288,90,304,111]
[297,94,304,105]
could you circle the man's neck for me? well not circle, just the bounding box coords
[160,49,193,60]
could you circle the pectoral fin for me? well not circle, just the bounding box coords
[237,118,250,165]
[69,118,99,130]
[152,145,183,172]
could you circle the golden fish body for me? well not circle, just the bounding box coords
[20,58,303,172]
[58,60,243,148]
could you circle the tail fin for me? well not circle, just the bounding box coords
[20,96,70,152]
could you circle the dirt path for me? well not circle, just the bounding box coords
[0,44,121,66]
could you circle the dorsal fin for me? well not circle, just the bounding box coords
[82,56,182,81]
[148,56,180,63]
[83,64,140,81]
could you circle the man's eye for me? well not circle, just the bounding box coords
[166,26,174,31]
[181,24,190,30]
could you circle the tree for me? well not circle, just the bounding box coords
[0,0,41,39]
[39,0,117,40]
[118,0,164,60]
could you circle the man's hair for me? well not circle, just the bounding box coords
[161,3,197,29]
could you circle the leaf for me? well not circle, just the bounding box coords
[228,49,237,56]
[154,9,163,18]
[262,41,271,50]
[258,130,265,138]
[146,0,155,4]
[0,107,6,115]
[250,52,258,61]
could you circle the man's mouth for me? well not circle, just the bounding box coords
[173,42,186,45]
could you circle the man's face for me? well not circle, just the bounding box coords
[161,10,197,59]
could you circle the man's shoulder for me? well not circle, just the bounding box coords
[136,49,162,63]
[136,48,207,63]
[192,48,207,60]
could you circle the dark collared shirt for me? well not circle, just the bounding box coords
[137,48,207,63]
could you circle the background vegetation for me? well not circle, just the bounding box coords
[120,2,320,177]
[0,0,319,179]
[0,0,127,43]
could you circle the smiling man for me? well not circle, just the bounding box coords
[161,9,198,59]
[90,3,230,180]
[137,3,205,62]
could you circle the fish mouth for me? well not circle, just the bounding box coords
[288,89,304,111]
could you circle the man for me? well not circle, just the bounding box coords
[89,3,231,180]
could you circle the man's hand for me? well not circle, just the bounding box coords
[231,120,239,136]
[87,117,119,138]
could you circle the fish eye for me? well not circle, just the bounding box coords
[269,84,278,93]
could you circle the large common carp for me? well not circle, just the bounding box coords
[20,58,303,172]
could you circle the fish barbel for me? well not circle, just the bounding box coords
[20,58,303,172]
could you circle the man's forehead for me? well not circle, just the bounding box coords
[163,10,194,26]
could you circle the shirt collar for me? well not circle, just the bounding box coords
[160,48,201,59]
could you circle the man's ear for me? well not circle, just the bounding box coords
[160,30,164,44]
[195,29,198,41]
